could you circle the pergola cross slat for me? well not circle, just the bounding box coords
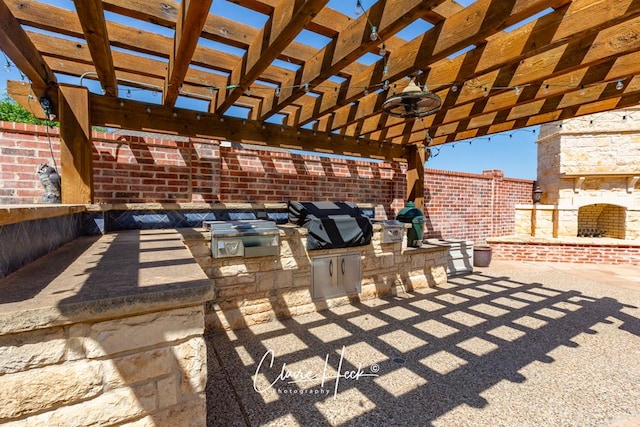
[0,0,638,161]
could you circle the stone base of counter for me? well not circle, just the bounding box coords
[182,226,449,332]
[0,306,207,426]
[0,230,212,426]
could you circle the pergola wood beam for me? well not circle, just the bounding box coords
[396,76,640,146]
[7,80,46,119]
[89,92,406,161]
[424,85,640,147]
[262,0,445,119]
[368,15,640,143]
[58,84,94,204]
[28,31,229,100]
[4,0,640,158]
[164,0,213,107]
[406,144,426,210]
[215,0,329,114]
[293,0,571,127]
[72,0,117,97]
[41,56,217,102]
[339,11,640,142]
[323,0,640,135]
[0,0,56,94]
[8,1,297,99]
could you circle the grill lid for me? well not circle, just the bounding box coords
[288,201,373,250]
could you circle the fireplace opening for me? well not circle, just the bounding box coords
[577,204,626,239]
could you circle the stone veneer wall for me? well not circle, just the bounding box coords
[182,226,449,331]
[532,108,640,239]
[0,305,207,426]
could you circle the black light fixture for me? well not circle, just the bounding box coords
[381,78,442,119]
[532,183,543,204]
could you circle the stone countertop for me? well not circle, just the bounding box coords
[0,229,213,335]
[182,224,447,255]
[0,204,87,226]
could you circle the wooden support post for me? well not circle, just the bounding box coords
[59,84,94,204]
[406,144,427,212]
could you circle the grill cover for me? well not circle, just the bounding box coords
[289,201,373,250]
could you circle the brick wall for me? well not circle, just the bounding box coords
[218,145,404,205]
[424,169,534,244]
[490,241,640,265]
[0,121,62,203]
[0,121,532,243]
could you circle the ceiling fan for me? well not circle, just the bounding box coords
[381,78,442,119]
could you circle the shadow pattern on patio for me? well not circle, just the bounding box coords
[206,270,640,426]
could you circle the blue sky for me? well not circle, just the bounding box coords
[0,0,539,180]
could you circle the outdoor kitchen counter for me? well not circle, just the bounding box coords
[0,203,87,226]
[0,228,212,426]
[0,229,214,335]
[179,224,450,331]
[180,222,449,256]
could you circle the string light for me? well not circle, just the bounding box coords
[435,127,540,156]
[0,55,636,138]
[370,26,378,41]
[354,0,362,15]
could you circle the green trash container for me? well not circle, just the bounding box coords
[396,201,425,247]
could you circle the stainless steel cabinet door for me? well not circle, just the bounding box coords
[337,253,361,294]
[311,254,361,299]
[312,255,338,299]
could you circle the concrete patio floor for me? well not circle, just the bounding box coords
[206,261,640,426]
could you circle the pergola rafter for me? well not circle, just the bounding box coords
[0,0,638,159]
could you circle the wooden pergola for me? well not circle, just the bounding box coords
[1,0,639,205]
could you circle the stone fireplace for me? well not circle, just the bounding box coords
[515,107,640,241]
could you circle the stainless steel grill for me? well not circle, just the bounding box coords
[204,220,279,258]
[374,220,406,244]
